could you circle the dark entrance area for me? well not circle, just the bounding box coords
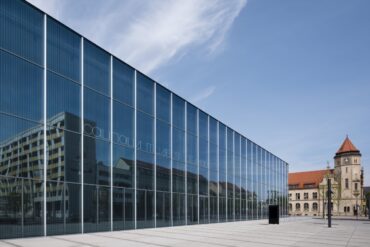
[269,205,279,224]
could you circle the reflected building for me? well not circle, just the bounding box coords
[0,0,289,239]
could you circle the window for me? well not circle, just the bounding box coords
[295,203,301,211]
[312,203,318,211]
[354,158,357,164]
[354,183,358,191]
[304,203,309,211]
[312,192,317,199]
[289,193,292,199]
[345,178,349,189]
[304,193,308,200]
[296,193,300,200]
[289,203,292,211]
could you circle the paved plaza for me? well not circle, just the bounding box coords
[1,218,369,247]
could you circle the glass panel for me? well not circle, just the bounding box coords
[187,194,198,224]
[113,58,134,106]
[113,187,134,230]
[46,181,81,236]
[113,144,134,188]
[0,114,44,179]
[156,120,170,159]
[186,104,197,135]
[172,192,185,226]
[0,177,45,239]
[136,189,154,229]
[47,71,81,132]
[198,111,208,141]
[172,161,185,193]
[199,196,208,224]
[113,102,134,147]
[47,127,81,183]
[83,184,110,233]
[0,0,43,64]
[136,111,154,191]
[0,176,22,239]
[84,40,110,95]
[156,119,170,192]
[47,18,80,82]
[156,85,170,123]
[136,72,154,115]
[156,191,171,227]
[83,136,110,185]
[137,112,154,155]
[172,128,185,163]
[0,50,43,122]
[172,95,185,130]
[84,88,110,141]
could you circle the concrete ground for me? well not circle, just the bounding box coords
[1,217,369,247]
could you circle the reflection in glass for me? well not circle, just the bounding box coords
[0,176,44,239]
[84,88,110,140]
[172,95,185,130]
[0,50,43,122]
[113,144,134,188]
[84,184,111,233]
[46,181,81,235]
[47,72,81,132]
[83,136,110,185]
[47,127,81,183]
[0,0,43,65]
[156,85,170,123]
[0,114,44,179]
[113,102,134,147]
[47,18,80,82]
[84,40,110,95]
[136,72,154,115]
[113,187,134,230]
[113,58,134,106]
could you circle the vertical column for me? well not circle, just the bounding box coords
[240,136,242,220]
[225,129,228,222]
[154,83,157,228]
[207,116,210,223]
[170,93,173,226]
[80,37,84,233]
[43,13,47,237]
[110,55,113,231]
[232,132,235,221]
[217,122,219,223]
[184,102,187,225]
[134,70,137,229]
[197,109,199,224]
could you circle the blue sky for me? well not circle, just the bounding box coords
[28,0,370,185]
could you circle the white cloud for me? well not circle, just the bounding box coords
[27,0,247,74]
[191,86,216,103]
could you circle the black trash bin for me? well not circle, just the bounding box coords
[269,205,279,224]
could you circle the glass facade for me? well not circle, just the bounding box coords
[0,0,289,239]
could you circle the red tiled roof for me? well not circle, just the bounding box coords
[336,136,359,155]
[288,169,333,189]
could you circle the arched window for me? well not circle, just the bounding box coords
[304,203,309,211]
[296,203,301,211]
[289,203,292,211]
[312,203,318,211]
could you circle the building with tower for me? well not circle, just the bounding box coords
[288,136,365,217]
